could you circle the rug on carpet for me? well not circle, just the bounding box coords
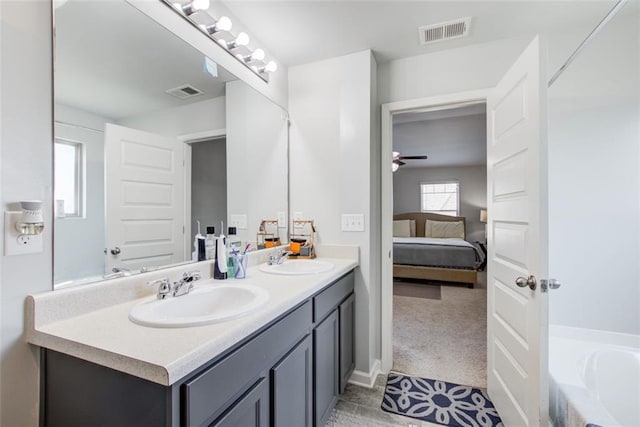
[393,281,441,300]
[381,372,502,427]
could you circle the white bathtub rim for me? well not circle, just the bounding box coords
[550,324,640,349]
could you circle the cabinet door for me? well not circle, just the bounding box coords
[271,334,313,427]
[339,293,355,394]
[313,310,339,427]
[211,378,268,427]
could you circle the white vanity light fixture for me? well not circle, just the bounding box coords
[219,32,250,50]
[199,16,232,35]
[165,0,278,82]
[236,48,265,63]
[251,60,278,74]
[173,0,209,17]
[4,201,44,256]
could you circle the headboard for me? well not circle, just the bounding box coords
[393,212,466,239]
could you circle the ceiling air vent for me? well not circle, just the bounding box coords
[418,17,471,46]
[165,84,204,100]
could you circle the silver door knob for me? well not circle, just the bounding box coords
[541,279,561,292]
[515,275,537,291]
[110,247,121,255]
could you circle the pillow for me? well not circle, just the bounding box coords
[425,219,465,239]
[393,220,411,238]
[409,219,416,237]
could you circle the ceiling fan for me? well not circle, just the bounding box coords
[392,151,428,171]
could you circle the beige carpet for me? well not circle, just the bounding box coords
[393,285,487,388]
[393,282,441,300]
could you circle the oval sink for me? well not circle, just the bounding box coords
[129,284,269,328]
[259,260,334,275]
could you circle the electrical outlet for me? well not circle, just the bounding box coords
[229,214,247,229]
[4,211,43,255]
[341,214,365,232]
[277,211,287,228]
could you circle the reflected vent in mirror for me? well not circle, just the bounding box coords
[166,84,204,99]
[418,17,471,45]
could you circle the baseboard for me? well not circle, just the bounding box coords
[347,359,381,388]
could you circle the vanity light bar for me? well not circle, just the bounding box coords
[165,0,277,83]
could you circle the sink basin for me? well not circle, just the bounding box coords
[129,284,269,328]
[259,260,334,275]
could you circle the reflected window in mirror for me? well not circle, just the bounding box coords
[54,139,84,217]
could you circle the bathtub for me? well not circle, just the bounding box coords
[549,325,640,427]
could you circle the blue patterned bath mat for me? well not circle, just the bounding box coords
[381,373,503,427]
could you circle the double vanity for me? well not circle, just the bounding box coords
[26,249,358,427]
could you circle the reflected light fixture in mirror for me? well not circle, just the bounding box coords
[167,0,278,82]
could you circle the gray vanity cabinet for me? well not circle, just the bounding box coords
[313,310,340,427]
[211,378,269,427]
[339,293,355,393]
[271,334,313,427]
[41,270,355,427]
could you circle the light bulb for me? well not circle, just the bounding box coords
[392,151,400,158]
[264,61,277,73]
[392,162,399,172]
[191,0,209,11]
[216,16,232,32]
[251,48,265,61]
[217,39,228,48]
[235,32,250,47]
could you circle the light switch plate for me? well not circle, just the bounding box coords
[341,214,365,232]
[277,211,287,228]
[4,211,43,255]
[229,214,247,229]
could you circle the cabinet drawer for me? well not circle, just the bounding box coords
[182,301,312,427]
[313,272,354,322]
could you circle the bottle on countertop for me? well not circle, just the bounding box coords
[205,226,216,260]
[214,221,228,280]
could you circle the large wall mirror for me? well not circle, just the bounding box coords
[53,0,288,288]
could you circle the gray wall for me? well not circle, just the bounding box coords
[548,8,639,335]
[191,138,227,238]
[393,166,487,243]
[1,1,53,425]
[289,50,379,381]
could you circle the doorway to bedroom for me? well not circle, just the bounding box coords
[389,100,489,389]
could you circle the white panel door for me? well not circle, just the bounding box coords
[104,124,185,273]
[486,37,549,426]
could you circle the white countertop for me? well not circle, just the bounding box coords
[26,251,358,386]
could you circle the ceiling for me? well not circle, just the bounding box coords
[393,104,487,168]
[55,0,237,120]
[219,0,616,67]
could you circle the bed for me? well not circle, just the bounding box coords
[393,212,481,287]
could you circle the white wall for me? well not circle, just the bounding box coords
[289,50,380,378]
[0,1,52,425]
[548,9,640,335]
[117,96,226,137]
[394,166,487,243]
[226,80,288,245]
[54,105,113,284]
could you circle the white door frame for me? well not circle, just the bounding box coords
[380,89,491,373]
[179,128,226,257]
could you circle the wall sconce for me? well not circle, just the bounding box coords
[165,0,278,82]
[4,201,44,256]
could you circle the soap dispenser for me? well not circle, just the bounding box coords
[214,221,228,280]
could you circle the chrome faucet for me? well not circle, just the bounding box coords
[172,271,201,297]
[267,250,293,266]
[148,278,172,300]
